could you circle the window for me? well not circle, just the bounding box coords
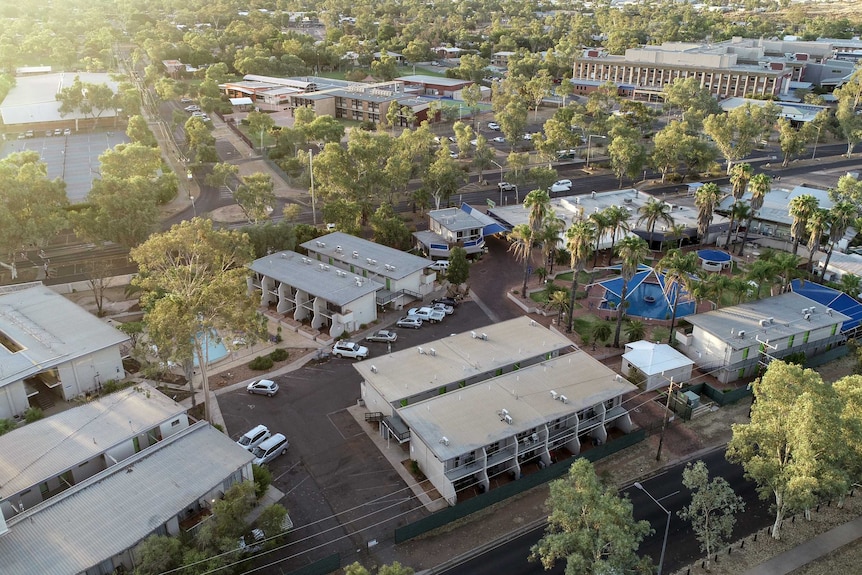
[171,419,180,427]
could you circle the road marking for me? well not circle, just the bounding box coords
[659,490,680,502]
[283,475,308,496]
[274,461,301,482]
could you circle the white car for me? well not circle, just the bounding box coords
[396,316,423,329]
[247,379,279,396]
[184,105,201,112]
[498,182,516,193]
[431,302,454,315]
[469,139,478,147]
[491,136,506,143]
[407,307,445,323]
[449,151,459,159]
[332,340,369,359]
[429,260,449,271]
[550,179,573,193]
[522,133,533,140]
[487,122,500,131]
[236,424,271,451]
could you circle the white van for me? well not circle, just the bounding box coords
[251,433,289,466]
[429,260,449,272]
[236,424,271,451]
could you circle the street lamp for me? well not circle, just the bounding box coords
[586,134,607,169]
[634,481,671,575]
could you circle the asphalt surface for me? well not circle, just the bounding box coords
[218,302,501,571]
[441,447,772,575]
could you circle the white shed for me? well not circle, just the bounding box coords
[621,341,694,391]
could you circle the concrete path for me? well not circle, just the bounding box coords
[741,515,862,575]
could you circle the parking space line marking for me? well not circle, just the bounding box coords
[283,476,308,496]
[274,461,301,482]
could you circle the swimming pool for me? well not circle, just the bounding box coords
[193,331,229,366]
[601,281,695,320]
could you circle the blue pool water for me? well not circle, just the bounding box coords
[193,331,229,366]
[601,282,695,320]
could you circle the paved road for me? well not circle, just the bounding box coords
[440,447,772,575]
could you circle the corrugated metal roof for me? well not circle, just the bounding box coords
[301,232,432,279]
[250,250,383,306]
[0,422,254,575]
[0,285,129,388]
[0,383,186,499]
[0,72,121,126]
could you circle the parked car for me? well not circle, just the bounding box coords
[53,128,62,136]
[431,302,454,315]
[396,316,423,329]
[365,329,398,343]
[25,130,34,138]
[491,136,506,143]
[550,179,573,193]
[498,182,516,193]
[429,260,449,272]
[247,379,279,396]
[236,424,271,451]
[63,128,71,136]
[180,97,194,103]
[332,340,369,359]
[184,104,201,112]
[431,296,460,308]
[557,149,578,159]
[522,133,533,140]
[407,307,445,323]
[449,151,459,159]
[251,433,289,465]
[487,121,500,131]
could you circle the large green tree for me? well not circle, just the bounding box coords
[727,361,844,539]
[530,459,652,575]
[130,218,266,423]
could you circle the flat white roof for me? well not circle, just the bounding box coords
[396,74,474,87]
[0,284,129,388]
[0,72,120,126]
[622,341,693,376]
[429,207,486,232]
[249,251,382,306]
[718,184,834,227]
[0,422,253,575]
[301,232,432,279]
[400,351,637,460]
[0,383,185,499]
[684,292,849,350]
[355,317,575,403]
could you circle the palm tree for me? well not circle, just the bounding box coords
[591,320,613,350]
[666,223,689,250]
[589,210,610,266]
[737,173,771,255]
[524,189,551,235]
[773,251,802,293]
[728,276,752,304]
[549,290,569,326]
[746,259,777,299]
[625,319,646,343]
[726,163,753,249]
[805,208,830,275]
[565,220,596,333]
[654,249,699,344]
[820,202,858,283]
[789,193,820,256]
[730,203,751,244]
[700,273,731,308]
[839,274,862,297]
[694,182,724,244]
[604,205,631,265]
[538,215,565,274]
[508,224,534,297]
[613,236,650,347]
[636,198,674,248]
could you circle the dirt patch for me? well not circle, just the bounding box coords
[208,347,317,389]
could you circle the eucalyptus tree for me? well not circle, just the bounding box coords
[613,236,651,347]
[789,194,820,256]
[565,221,596,333]
[737,173,771,255]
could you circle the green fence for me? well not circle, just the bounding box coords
[394,430,646,543]
[284,553,341,575]
[682,381,751,407]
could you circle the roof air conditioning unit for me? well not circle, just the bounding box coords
[471,331,477,338]
[504,414,513,425]
[827,309,833,316]
[804,313,811,321]
[531,433,539,442]
[623,198,633,204]
[439,437,449,445]
[500,408,509,417]
[481,333,488,340]
[760,319,769,327]
[810,307,816,313]
[320,242,325,247]
[367,258,373,264]
[559,395,568,404]
[352,251,359,258]
[550,390,558,400]
[336,246,342,252]
[370,365,377,373]
[417,347,425,354]
[738,330,746,338]
[429,348,437,356]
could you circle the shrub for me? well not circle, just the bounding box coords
[249,355,274,370]
[0,418,15,436]
[268,348,289,362]
[24,407,44,423]
[252,464,273,499]
[102,379,122,394]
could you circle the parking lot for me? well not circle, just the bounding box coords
[218,302,497,570]
[2,129,129,203]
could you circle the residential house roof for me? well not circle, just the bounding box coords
[301,232,432,280]
[0,422,254,575]
[0,383,186,500]
[0,284,129,389]
[622,341,693,376]
[249,251,383,306]
[400,351,637,461]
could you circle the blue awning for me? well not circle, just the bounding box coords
[460,203,507,235]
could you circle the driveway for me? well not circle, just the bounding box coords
[469,233,532,322]
[218,302,495,570]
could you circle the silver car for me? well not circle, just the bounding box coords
[246,379,279,396]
